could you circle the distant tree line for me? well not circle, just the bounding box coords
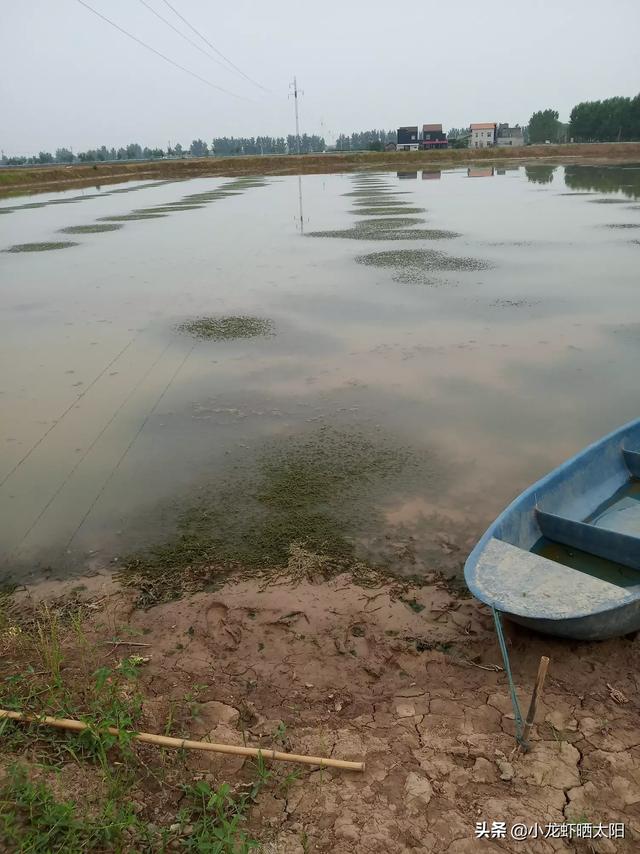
[334,130,396,151]
[2,134,327,165]
[526,93,640,144]
[569,94,640,142]
[5,96,638,167]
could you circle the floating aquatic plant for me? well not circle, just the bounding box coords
[308,226,459,241]
[353,206,426,216]
[133,205,204,213]
[59,224,123,234]
[176,315,274,341]
[588,198,628,204]
[4,241,78,253]
[97,213,167,221]
[356,248,493,273]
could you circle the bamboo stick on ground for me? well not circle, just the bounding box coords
[519,655,550,752]
[0,709,364,772]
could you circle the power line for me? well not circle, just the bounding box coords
[159,0,268,92]
[135,0,240,79]
[75,0,248,100]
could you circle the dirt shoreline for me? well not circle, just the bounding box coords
[2,562,639,852]
[2,142,640,198]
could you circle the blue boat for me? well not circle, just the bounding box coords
[465,418,640,640]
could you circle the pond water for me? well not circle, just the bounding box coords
[1,163,640,584]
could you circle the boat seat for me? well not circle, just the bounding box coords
[474,538,636,620]
[623,449,640,477]
[536,510,640,571]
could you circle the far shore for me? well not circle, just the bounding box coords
[1,141,640,198]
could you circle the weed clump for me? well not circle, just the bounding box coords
[176,315,274,341]
[353,206,426,216]
[308,226,459,242]
[97,213,167,221]
[59,224,123,234]
[4,242,78,253]
[356,248,493,274]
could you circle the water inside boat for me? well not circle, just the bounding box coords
[533,477,640,583]
[587,478,640,535]
[532,537,640,588]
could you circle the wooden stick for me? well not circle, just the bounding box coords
[0,710,364,772]
[520,655,550,751]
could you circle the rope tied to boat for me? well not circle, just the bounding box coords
[491,605,528,750]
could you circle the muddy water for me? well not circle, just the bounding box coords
[1,165,640,583]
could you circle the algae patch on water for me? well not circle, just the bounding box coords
[602,223,640,229]
[176,315,274,341]
[120,427,424,599]
[308,226,459,242]
[4,241,78,253]
[97,214,168,222]
[356,248,492,275]
[59,224,123,234]
[354,206,426,216]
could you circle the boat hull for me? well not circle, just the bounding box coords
[465,417,640,640]
[504,598,640,641]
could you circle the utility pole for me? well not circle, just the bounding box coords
[290,76,302,154]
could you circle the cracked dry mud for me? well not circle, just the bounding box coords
[7,568,640,853]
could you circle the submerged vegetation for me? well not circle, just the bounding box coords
[97,213,167,221]
[308,226,460,241]
[4,241,78,253]
[353,206,426,216]
[356,248,493,280]
[59,223,123,234]
[119,427,433,602]
[176,315,274,341]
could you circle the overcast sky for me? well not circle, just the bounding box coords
[2,0,639,155]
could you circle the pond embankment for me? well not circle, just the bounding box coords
[2,141,640,198]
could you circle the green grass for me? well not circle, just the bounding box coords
[0,605,275,852]
[0,765,145,854]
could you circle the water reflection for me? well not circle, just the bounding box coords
[2,165,640,584]
[564,165,640,199]
[467,167,494,178]
[525,165,555,184]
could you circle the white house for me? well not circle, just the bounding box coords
[470,123,496,148]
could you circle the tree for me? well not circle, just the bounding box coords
[528,109,561,144]
[190,139,209,157]
[37,151,54,163]
[569,94,640,142]
[55,148,74,163]
[125,143,142,159]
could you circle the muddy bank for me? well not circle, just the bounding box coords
[2,562,639,852]
[3,142,640,198]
